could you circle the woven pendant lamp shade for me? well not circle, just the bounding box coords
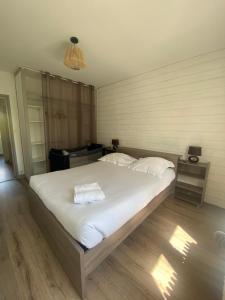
[64,37,86,70]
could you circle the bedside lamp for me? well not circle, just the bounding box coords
[188,146,202,163]
[112,139,119,151]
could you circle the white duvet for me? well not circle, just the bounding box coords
[30,161,175,249]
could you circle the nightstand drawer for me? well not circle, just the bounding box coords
[178,163,206,179]
[103,147,116,155]
[175,186,202,204]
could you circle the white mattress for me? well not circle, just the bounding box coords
[30,161,175,249]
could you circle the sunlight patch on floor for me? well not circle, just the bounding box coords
[151,254,177,300]
[169,225,197,256]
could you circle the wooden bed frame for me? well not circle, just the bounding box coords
[29,147,180,299]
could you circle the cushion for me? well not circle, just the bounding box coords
[128,157,174,177]
[99,153,137,166]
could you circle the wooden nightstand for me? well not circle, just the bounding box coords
[175,160,210,206]
[103,147,116,155]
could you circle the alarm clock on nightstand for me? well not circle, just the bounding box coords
[188,146,202,163]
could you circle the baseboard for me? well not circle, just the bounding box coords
[205,199,225,210]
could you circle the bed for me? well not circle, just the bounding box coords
[28,147,180,299]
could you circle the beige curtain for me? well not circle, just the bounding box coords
[42,74,96,151]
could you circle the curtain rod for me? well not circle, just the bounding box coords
[17,66,94,88]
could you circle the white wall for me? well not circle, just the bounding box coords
[97,49,225,208]
[0,70,24,174]
[0,101,12,162]
[0,132,3,154]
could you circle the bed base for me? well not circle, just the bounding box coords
[29,147,180,299]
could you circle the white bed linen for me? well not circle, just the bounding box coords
[30,162,175,249]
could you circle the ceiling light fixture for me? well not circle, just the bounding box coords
[64,37,86,70]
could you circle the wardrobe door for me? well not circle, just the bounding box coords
[25,70,47,176]
[15,69,47,178]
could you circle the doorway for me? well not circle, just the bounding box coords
[0,95,17,183]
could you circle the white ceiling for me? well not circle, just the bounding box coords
[0,0,225,87]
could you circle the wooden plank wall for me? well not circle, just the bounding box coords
[97,49,225,208]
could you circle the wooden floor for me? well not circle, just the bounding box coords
[1,179,225,300]
[0,156,14,183]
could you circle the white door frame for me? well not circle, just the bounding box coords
[0,94,18,177]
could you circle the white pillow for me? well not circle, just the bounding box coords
[99,153,137,166]
[128,157,175,177]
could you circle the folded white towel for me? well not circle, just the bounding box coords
[74,182,105,204]
[75,182,102,193]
